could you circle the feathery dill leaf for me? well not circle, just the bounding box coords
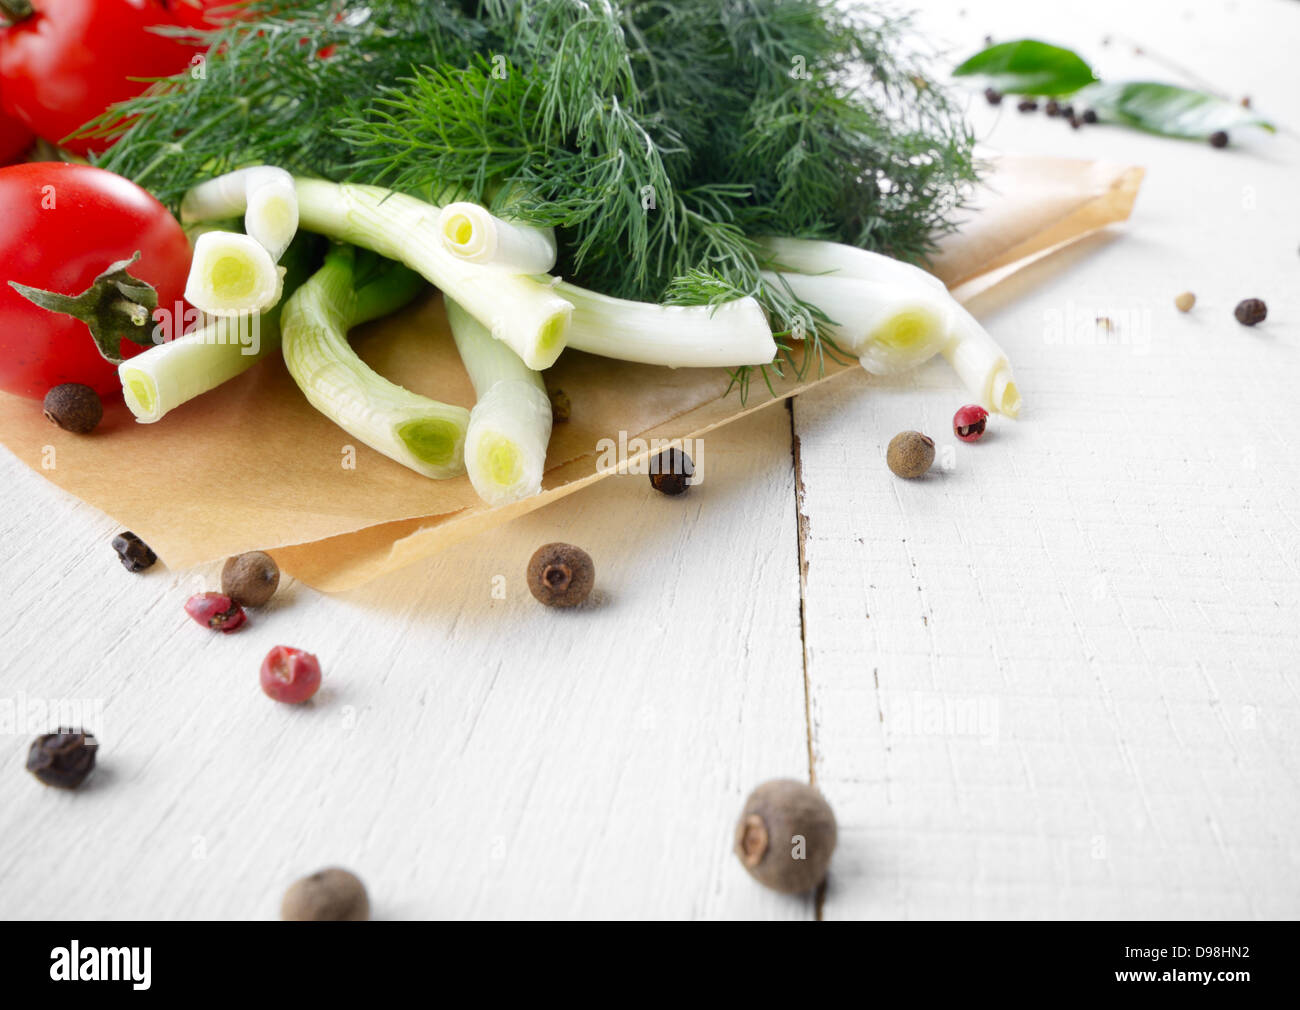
[90,0,977,397]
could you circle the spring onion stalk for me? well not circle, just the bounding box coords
[757,236,948,294]
[281,245,469,479]
[758,236,1021,415]
[181,167,300,261]
[120,237,320,423]
[438,201,557,273]
[186,231,285,317]
[444,297,552,505]
[761,271,951,376]
[554,281,776,368]
[943,303,1022,418]
[293,178,572,370]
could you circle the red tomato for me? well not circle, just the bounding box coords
[162,0,245,30]
[0,1,201,156]
[0,163,191,399]
[0,88,32,163]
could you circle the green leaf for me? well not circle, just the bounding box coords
[953,39,1097,96]
[1081,81,1275,139]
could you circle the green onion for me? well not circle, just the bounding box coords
[438,201,557,273]
[120,236,320,423]
[758,237,1020,416]
[444,297,552,505]
[762,271,951,376]
[293,178,572,370]
[554,281,776,368]
[181,167,300,261]
[280,244,470,479]
[185,231,285,317]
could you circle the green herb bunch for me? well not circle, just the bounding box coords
[95,0,977,395]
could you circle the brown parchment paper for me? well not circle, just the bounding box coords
[0,155,1144,591]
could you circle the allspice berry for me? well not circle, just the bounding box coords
[221,551,280,607]
[527,542,594,607]
[43,383,102,434]
[1174,291,1196,313]
[281,867,369,921]
[886,430,935,479]
[734,779,837,894]
[1234,298,1267,326]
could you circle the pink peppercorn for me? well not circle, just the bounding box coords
[184,592,247,633]
[260,646,322,704]
[952,404,989,442]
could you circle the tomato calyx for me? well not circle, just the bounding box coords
[0,1,34,27]
[9,252,160,365]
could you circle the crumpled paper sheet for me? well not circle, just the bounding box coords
[0,155,1143,591]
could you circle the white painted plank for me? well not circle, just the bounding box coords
[0,404,810,919]
[801,0,1300,919]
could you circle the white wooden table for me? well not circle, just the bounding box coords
[2,0,1298,920]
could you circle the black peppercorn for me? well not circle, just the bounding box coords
[1060,104,1075,119]
[1068,113,1081,129]
[43,383,102,434]
[27,730,98,789]
[222,551,280,607]
[111,531,157,573]
[1234,298,1267,326]
[1045,99,1061,117]
[1209,130,1229,148]
[734,779,837,894]
[983,87,1002,106]
[648,448,694,496]
[527,542,595,608]
[1082,108,1098,124]
[1016,98,1038,112]
[282,867,370,921]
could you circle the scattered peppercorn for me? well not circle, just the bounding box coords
[1060,104,1075,119]
[221,551,280,607]
[111,531,157,573]
[734,779,837,894]
[42,383,102,434]
[281,867,369,921]
[1174,292,1196,313]
[1234,298,1267,326]
[953,405,989,442]
[1082,108,1098,124]
[983,86,1002,106]
[648,448,694,496]
[1209,130,1229,148]
[184,592,247,633]
[27,730,97,789]
[886,431,935,479]
[1045,99,1061,117]
[548,387,571,422]
[1068,112,1081,129]
[260,646,322,704]
[1016,98,1038,112]
[1241,96,1252,109]
[527,542,594,608]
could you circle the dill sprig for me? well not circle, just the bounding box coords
[92,0,977,397]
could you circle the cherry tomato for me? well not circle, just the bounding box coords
[0,1,201,156]
[0,162,191,399]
